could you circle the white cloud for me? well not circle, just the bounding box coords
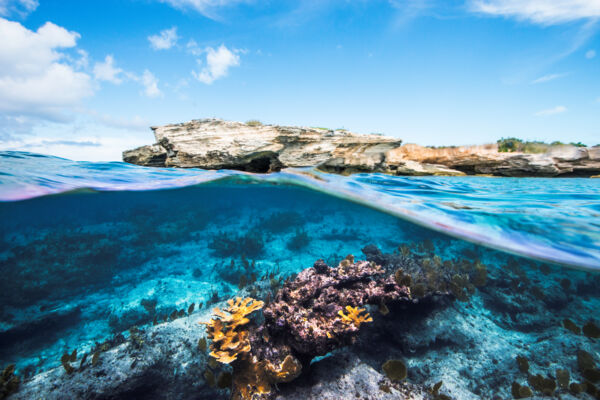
[193,44,240,84]
[93,56,162,97]
[534,105,567,116]
[0,0,38,17]
[140,70,162,97]
[93,55,123,84]
[186,39,203,56]
[531,73,567,84]
[148,27,179,50]
[159,0,250,19]
[85,110,150,130]
[0,18,93,118]
[389,0,434,26]
[470,0,600,25]
[74,49,89,69]
[586,49,597,59]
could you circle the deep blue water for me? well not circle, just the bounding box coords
[1,151,599,399]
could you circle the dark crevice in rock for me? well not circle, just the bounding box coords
[0,307,81,362]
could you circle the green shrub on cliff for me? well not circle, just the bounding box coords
[497,137,523,152]
[497,137,588,153]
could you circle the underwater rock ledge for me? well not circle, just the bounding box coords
[122,118,600,177]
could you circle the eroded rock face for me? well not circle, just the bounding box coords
[123,119,600,177]
[123,119,402,173]
[390,144,600,177]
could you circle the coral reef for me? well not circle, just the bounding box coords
[201,297,263,364]
[286,230,310,251]
[198,257,441,399]
[209,231,265,258]
[202,297,302,399]
[263,258,412,360]
[216,257,259,288]
[259,211,303,233]
[361,243,486,302]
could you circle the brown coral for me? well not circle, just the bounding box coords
[231,355,303,400]
[263,355,302,383]
[1,364,20,399]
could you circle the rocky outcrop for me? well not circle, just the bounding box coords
[123,119,600,177]
[390,144,600,177]
[123,119,402,173]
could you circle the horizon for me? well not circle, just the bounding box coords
[0,0,599,161]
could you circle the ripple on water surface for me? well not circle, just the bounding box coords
[1,151,597,269]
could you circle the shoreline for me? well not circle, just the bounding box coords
[122,119,600,178]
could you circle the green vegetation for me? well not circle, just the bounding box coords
[497,137,589,153]
[245,120,263,127]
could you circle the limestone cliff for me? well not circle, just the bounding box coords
[123,119,600,177]
[391,144,600,177]
[123,119,402,173]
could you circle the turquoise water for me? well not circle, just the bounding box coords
[1,151,599,399]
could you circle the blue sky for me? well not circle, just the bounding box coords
[0,0,598,160]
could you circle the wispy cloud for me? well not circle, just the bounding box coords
[140,70,162,97]
[148,27,178,50]
[85,111,150,130]
[0,0,38,17]
[534,105,567,116]
[389,0,434,26]
[38,139,101,147]
[469,0,600,25]
[192,44,240,84]
[159,0,251,20]
[531,72,567,84]
[186,39,203,56]
[586,49,597,59]
[92,55,162,97]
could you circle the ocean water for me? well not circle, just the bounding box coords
[1,151,599,399]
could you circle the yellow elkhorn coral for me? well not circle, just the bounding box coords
[338,305,373,328]
[200,297,264,364]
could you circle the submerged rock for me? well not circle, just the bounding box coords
[8,316,219,400]
[275,352,432,400]
[123,118,600,177]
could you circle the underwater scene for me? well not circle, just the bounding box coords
[1,152,600,400]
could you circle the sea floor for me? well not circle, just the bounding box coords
[1,183,599,399]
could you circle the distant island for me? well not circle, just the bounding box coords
[123,119,600,177]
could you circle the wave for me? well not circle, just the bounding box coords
[1,151,599,270]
